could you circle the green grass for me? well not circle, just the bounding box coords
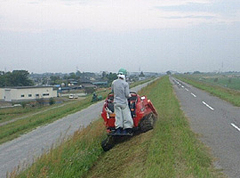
[10,119,106,178]
[142,77,218,177]
[176,74,240,107]
[0,89,111,145]
[0,106,41,123]
[180,73,240,91]
[0,79,151,145]
[0,97,90,144]
[12,76,224,178]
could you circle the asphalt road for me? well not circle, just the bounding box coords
[0,80,153,178]
[171,77,240,178]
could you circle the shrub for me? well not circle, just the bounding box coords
[49,98,55,105]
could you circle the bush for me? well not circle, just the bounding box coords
[49,98,55,105]
[84,87,96,94]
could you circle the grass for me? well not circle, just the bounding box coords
[180,73,240,91]
[10,119,106,178]
[175,74,240,107]
[0,79,151,145]
[11,76,224,178]
[0,98,88,144]
[0,89,110,145]
[0,106,42,123]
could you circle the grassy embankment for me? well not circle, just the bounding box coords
[11,76,223,178]
[0,90,108,145]
[175,75,240,107]
[0,79,152,145]
[178,73,240,91]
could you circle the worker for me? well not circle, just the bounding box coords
[111,68,133,135]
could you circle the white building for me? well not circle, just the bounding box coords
[0,86,57,102]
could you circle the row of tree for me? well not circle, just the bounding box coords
[0,70,34,87]
[0,70,118,88]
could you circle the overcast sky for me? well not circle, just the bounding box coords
[0,0,240,74]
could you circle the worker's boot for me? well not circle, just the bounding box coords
[115,127,122,135]
[125,128,133,135]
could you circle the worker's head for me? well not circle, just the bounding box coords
[117,68,127,80]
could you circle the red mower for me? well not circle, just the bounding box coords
[101,92,158,151]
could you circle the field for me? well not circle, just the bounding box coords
[176,73,240,107]
[10,76,224,178]
[180,73,240,91]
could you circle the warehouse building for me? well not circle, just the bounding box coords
[0,86,57,102]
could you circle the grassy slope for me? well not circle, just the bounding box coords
[86,76,223,178]
[176,75,240,107]
[0,97,93,144]
[1,79,149,145]
[13,76,223,178]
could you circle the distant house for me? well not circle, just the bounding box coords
[0,86,57,102]
[92,81,108,87]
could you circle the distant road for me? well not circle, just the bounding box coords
[0,80,154,178]
[171,77,240,178]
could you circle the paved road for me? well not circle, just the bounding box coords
[171,77,240,178]
[0,80,153,178]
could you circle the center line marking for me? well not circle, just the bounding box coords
[185,88,189,91]
[202,101,214,111]
[231,123,240,132]
[191,93,197,97]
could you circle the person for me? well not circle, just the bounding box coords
[111,68,133,135]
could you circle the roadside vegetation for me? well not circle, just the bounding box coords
[175,74,240,107]
[180,73,240,91]
[0,79,151,145]
[0,89,109,145]
[11,76,224,178]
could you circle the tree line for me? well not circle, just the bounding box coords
[0,70,118,88]
[0,70,34,87]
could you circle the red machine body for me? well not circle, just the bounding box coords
[101,92,158,134]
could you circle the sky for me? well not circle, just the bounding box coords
[0,0,240,74]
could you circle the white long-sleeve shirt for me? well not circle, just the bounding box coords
[111,78,130,105]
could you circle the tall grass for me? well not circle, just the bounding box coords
[0,97,94,144]
[9,119,106,178]
[10,76,223,178]
[86,76,223,177]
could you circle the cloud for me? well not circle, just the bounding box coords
[0,0,239,33]
[156,1,240,17]
[165,15,214,19]
[155,2,211,13]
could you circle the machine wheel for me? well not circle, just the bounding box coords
[139,113,156,133]
[101,135,115,151]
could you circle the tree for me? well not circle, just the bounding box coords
[102,71,107,79]
[0,70,34,87]
[193,71,201,74]
[106,72,117,86]
[84,87,95,94]
[50,76,60,85]
[139,71,145,77]
[166,71,171,75]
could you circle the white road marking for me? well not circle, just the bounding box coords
[231,123,240,132]
[191,93,197,97]
[202,101,214,111]
[185,88,189,91]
